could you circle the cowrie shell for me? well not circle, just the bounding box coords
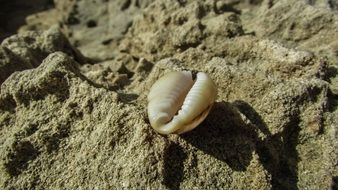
[147,71,217,134]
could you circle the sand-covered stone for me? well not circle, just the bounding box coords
[0,26,85,85]
[0,52,167,189]
[0,0,337,189]
[242,0,338,62]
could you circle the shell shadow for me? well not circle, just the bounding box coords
[162,142,187,190]
[177,100,300,190]
[181,101,256,171]
[232,100,300,190]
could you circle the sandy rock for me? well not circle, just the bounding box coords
[0,46,30,85]
[52,0,154,61]
[0,26,86,85]
[0,52,167,189]
[0,0,337,189]
[242,0,338,62]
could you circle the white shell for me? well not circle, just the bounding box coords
[147,71,217,134]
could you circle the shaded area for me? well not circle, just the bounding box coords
[234,100,300,190]
[331,176,338,190]
[117,92,139,104]
[0,0,54,41]
[326,66,338,112]
[182,101,256,171]
[163,101,300,190]
[163,142,187,190]
[4,141,39,176]
[0,46,32,85]
[41,123,71,153]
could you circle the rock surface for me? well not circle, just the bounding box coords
[0,0,337,189]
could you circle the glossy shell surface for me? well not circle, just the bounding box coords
[147,71,217,134]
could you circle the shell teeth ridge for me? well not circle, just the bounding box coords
[174,72,207,120]
[147,71,216,134]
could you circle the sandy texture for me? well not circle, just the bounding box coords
[0,0,337,189]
